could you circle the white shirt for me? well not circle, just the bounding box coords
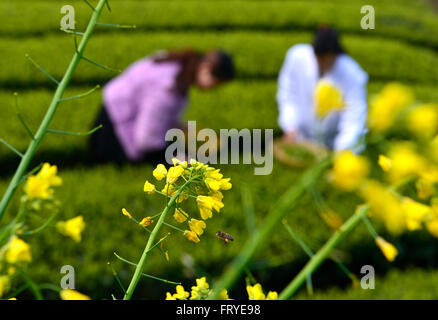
[277,44,368,151]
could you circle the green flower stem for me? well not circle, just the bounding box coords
[123,179,194,300]
[209,156,332,299]
[278,204,370,299]
[0,0,107,221]
[22,210,59,235]
[19,269,43,300]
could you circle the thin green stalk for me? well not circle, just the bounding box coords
[123,179,194,300]
[209,157,332,299]
[0,0,107,221]
[278,204,370,299]
[22,211,59,235]
[19,269,43,300]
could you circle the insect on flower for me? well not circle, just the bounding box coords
[216,231,234,244]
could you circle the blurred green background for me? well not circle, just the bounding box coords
[1,0,438,299]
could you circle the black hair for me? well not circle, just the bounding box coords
[312,26,344,55]
[208,50,235,81]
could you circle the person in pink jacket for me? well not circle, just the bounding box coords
[90,49,234,163]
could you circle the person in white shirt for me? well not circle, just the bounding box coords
[277,26,368,152]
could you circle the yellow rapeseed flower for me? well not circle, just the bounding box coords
[173,208,188,223]
[314,80,344,118]
[407,104,438,139]
[143,180,156,194]
[184,230,200,243]
[375,236,398,262]
[190,277,210,300]
[386,142,427,183]
[331,151,369,191]
[196,195,217,220]
[167,166,184,184]
[189,219,206,236]
[360,180,405,236]
[6,237,32,264]
[60,289,91,300]
[165,292,177,300]
[219,178,232,190]
[153,164,167,181]
[218,289,232,300]
[24,176,52,199]
[172,285,190,300]
[56,216,85,242]
[247,283,278,300]
[401,198,431,231]
[37,163,62,187]
[368,82,413,132]
[139,217,154,227]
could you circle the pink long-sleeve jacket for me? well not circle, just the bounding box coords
[103,57,187,161]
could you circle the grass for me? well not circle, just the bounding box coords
[1,0,438,299]
[2,32,438,88]
[4,1,438,51]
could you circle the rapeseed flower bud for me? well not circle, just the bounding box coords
[375,236,398,262]
[153,164,167,181]
[122,208,132,219]
[378,155,392,172]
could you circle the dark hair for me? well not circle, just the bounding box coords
[153,49,234,94]
[206,50,234,82]
[153,49,202,94]
[312,26,344,55]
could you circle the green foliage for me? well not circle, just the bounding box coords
[4,1,438,51]
[2,32,438,88]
